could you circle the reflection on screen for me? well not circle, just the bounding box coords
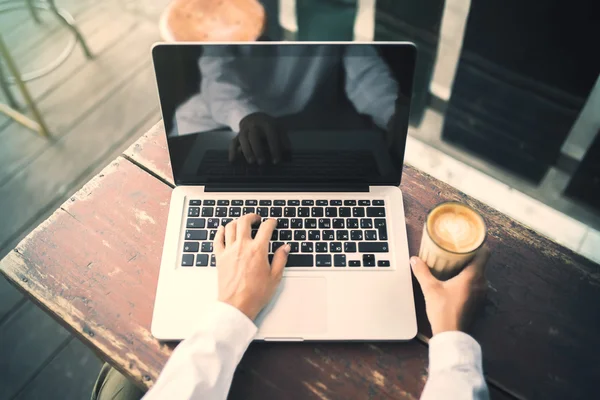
[152,43,416,188]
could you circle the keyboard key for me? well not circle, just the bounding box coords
[274,200,286,206]
[181,254,194,266]
[288,200,300,206]
[201,242,213,252]
[330,200,342,206]
[316,242,328,253]
[344,242,357,252]
[358,242,389,252]
[259,200,272,206]
[336,230,349,240]
[280,230,292,240]
[334,254,346,267]
[360,218,373,229]
[290,219,303,228]
[232,200,243,206]
[286,254,314,267]
[329,242,342,253]
[245,200,257,206]
[301,242,313,253]
[323,230,335,240]
[318,218,331,229]
[325,207,337,217]
[284,207,296,217]
[210,254,216,267]
[378,260,391,267]
[204,200,215,206]
[272,242,285,252]
[196,254,209,266]
[311,207,324,217]
[308,230,321,240]
[305,218,317,228]
[352,207,365,217]
[365,230,377,240]
[243,207,255,214]
[347,219,359,228]
[351,230,363,240]
[229,207,241,217]
[221,218,233,226]
[349,260,361,267]
[332,219,345,228]
[189,200,201,206]
[185,230,207,240]
[316,255,332,267]
[363,254,375,267]
[209,230,217,240]
[358,200,371,206]
[344,200,357,206]
[251,229,258,239]
[183,242,199,252]
[296,207,309,218]
[271,230,278,241]
[294,230,307,241]
[339,207,351,217]
[302,200,314,206]
[257,207,269,217]
[277,218,289,229]
[373,200,385,206]
[186,218,205,228]
[207,218,219,228]
[201,207,214,217]
[216,207,228,217]
[188,207,200,217]
[367,207,386,217]
[289,242,299,253]
[270,207,282,217]
[316,200,328,206]
[217,200,230,206]
[375,219,388,240]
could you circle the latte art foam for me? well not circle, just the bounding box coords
[427,203,485,253]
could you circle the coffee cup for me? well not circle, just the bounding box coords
[419,202,487,280]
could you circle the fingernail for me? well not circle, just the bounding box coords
[257,158,265,165]
[273,158,280,164]
[410,257,417,266]
[248,157,255,164]
[284,244,291,253]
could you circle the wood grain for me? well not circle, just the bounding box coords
[124,124,600,399]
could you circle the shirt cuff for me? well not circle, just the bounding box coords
[226,103,261,133]
[428,331,483,373]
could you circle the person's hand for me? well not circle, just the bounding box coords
[214,214,290,320]
[230,112,288,165]
[410,247,491,335]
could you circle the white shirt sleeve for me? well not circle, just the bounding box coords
[421,331,490,400]
[143,302,257,400]
[343,45,398,130]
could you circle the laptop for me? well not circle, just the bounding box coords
[150,42,418,341]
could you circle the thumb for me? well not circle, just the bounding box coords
[270,243,290,280]
[410,256,438,291]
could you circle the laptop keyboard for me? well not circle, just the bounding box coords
[181,199,390,269]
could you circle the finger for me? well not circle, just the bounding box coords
[214,225,225,254]
[236,213,261,240]
[248,126,266,165]
[458,246,491,282]
[228,137,239,163]
[270,243,290,280]
[255,218,277,243]
[225,220,237,245]
[410,256,438,292]
[239,130,255,163]
[263,123,283,164]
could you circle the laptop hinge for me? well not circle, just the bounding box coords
[204,184,370,193]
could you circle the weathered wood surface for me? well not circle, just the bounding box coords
[124,124,600,399]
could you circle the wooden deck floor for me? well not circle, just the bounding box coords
[0,0,165,398]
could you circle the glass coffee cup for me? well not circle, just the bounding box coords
[419,202,487,280]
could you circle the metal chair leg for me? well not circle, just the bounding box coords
[25,0,42,24]
[0,34,51,138]
[47,0,93,59]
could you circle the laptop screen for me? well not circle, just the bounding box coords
[152,43,416,189]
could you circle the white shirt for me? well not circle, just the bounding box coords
[173,45,398,136]
[144,302,490,400]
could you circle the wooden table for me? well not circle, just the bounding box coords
[1,122,598,400]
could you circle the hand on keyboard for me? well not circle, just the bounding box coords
[230,112,289,165]
[214,213,291,320]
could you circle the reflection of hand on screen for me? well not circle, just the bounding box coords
[229,112,290,165]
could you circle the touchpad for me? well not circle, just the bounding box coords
[256,277,327,337]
